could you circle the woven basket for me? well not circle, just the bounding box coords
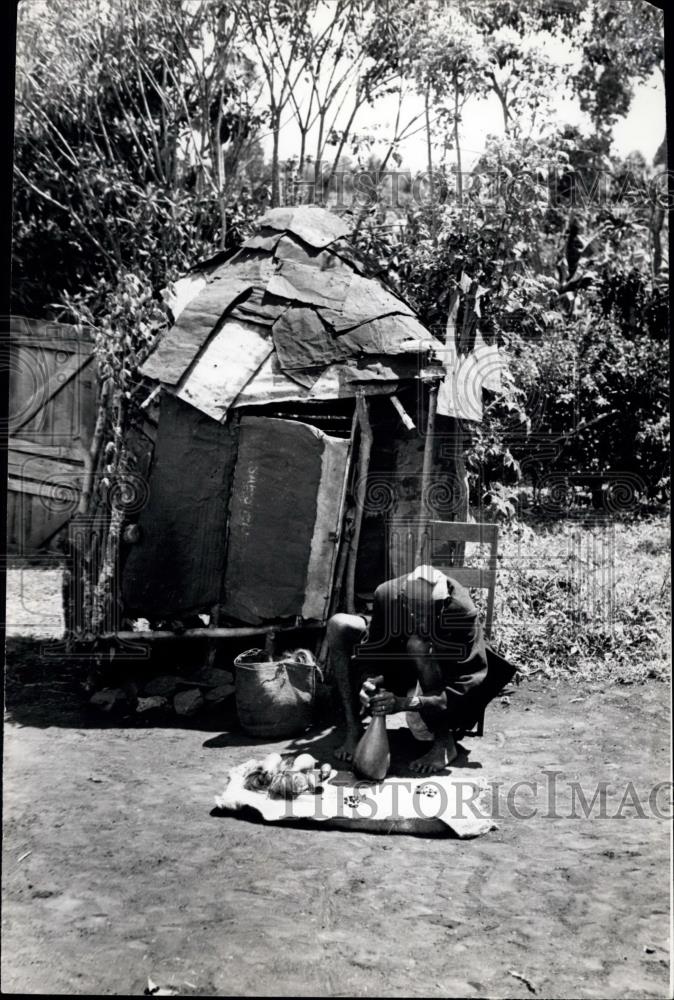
[234,648,317,739]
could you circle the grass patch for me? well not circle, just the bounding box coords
[483,513,670,684]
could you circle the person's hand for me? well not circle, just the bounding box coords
[369,689,405,715]
[359,679,378,710]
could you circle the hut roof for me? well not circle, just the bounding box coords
[140,206,445,422]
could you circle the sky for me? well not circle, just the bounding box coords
[360,71,667,172]
[265,16,666,174]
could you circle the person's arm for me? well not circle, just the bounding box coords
[370,689,448,715]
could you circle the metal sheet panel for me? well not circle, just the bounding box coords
[257,205,350,247]
[122,393,236,616]
[274,234,344,270]
[222,416,349,624]
[338,312,436,355]
[175,317,274,422]
[232,355,422,408]
[140,255,274,385]
[436,331,506,422]
[272,307,348,370]
[267,257,353,310]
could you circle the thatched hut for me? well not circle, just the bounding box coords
[121,206,495,643]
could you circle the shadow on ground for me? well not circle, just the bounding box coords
[3,636,238,732]
[203,725,485,774]
[5,638,489,776]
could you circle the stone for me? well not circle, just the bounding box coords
[173,689,204,716]
[204,683,235,704]
[89,689,126,713]
[136,696,169,714]
[193,667,234,689]
[143,675,184,698]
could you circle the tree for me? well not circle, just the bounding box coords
[13,0,264,317]
[233,0,398,208]
[572,0,665,134]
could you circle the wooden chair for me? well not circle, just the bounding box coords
[421,519,500,738]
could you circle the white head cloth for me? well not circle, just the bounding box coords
[406,565,449,601]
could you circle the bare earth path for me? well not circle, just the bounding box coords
[2,668,670,998]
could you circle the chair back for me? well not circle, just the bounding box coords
[422,520,499,639]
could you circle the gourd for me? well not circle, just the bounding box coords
[352,676,390,781]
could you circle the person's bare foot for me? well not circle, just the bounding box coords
[410,738,458,775]
[334,729,361,763]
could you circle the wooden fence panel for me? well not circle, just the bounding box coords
[6,317,98,554]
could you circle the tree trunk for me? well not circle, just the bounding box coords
[652,205,665,275]
[314,110,326,204]
[425,86,437,244]
[270,109,281,207]
[453,74,463,206]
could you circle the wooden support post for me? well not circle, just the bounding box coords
[206,603,222,669]
[449,415,469,565]
[345,394,373,615]
[265,630,277,658]
[414,383,439,566]
[317,407,359,669]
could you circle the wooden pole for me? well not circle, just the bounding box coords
[345,394,373,614]
[316,406,359,669]
[414,383,438,566]
[449,415,469,565]
[390,394,416,432]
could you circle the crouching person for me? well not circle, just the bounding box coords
[327,565,515,775]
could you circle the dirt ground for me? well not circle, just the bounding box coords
[2,632,671,998]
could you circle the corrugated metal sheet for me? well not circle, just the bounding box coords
[222,416,349,624]
[338,312,434,355]
[272,307,348,370]
[267,257,353,309]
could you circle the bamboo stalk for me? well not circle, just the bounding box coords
[345,394,373,614]
[414,383,438,566]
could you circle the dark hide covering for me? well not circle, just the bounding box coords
[222,416,348,624]
[122,393,236,617]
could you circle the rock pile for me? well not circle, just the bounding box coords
[88,666,235,720]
